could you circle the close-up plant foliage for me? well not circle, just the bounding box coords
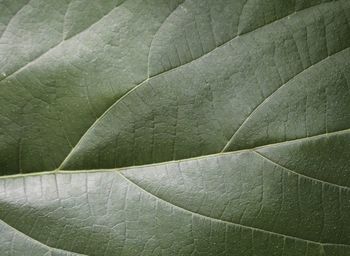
[0,0,350,255]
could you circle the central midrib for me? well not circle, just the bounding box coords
[1,127,349,182]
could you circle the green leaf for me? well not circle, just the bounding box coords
[0,0,349,255]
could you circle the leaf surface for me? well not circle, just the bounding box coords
[0,0,350,255]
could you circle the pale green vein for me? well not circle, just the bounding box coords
[221,45,350,152]
[253,151,350,190]
[0,220,87,256]
[60,0,342,169]
[0,0,126,83]
[146,0,186,78]
[1,128,349,188]
[118,172,350,247]
[0,0,31,39]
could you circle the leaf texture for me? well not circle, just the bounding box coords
[0,0,349,255]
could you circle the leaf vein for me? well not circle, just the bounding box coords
[60,1,344,168]
[0,219,87,256]
[221,45,350,152]
[118,172,350,247]
[0,1,125,83]
[0,0,31,40]
[253,151,350,190]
